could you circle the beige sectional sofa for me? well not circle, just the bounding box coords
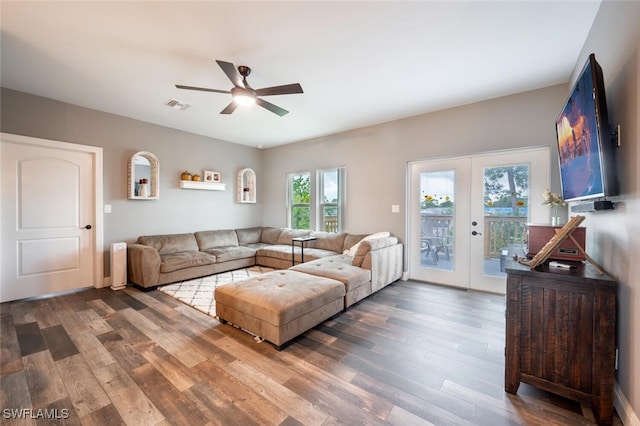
[128,227,402,291]
[128,226,403,349]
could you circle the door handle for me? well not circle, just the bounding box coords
[83,225,92,230]
[472,230,482,236]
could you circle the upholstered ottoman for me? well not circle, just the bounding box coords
[215,270,345,349]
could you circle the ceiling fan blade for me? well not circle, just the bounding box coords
[255,83,303,97]
[175,84,229,94]
[216,60,244,88]
[256,98,289,116]
[220,102,239,115]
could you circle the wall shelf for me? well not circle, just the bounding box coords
[179,180,226,191]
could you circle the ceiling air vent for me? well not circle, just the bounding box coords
[166,99,190,110]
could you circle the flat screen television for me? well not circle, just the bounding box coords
[556,53,617,203]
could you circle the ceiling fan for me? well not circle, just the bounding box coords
[175,60,303,116]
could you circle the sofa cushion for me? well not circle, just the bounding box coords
[195,229,239,251]
[261,227,283,245]
[202,245,256,263]
[297,248,343,262]
[138,233,199,255]
[256,245,294,262]
[159,251,216,273]
[310,231,346,253]
[290,255,371,291]
[277,228,312,245]
[236,227,263,245]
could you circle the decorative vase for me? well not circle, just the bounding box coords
[180,170,191,181]
[192,174,201,182]
[551,205,561,226]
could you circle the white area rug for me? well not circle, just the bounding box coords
[158,266,274,317]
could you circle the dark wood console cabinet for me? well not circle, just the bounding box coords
[505,262,617,425]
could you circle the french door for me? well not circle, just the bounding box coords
[408,147,549,293]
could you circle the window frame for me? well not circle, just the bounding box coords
[286,167,346,232]
[317,167,346,233]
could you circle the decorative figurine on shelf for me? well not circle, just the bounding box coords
[542,188,566,226]
[192,173,201,182]
[180,170,192,181]
[138,178,148,198]
[243,187,250,201]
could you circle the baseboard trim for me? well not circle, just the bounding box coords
[615,382,639,426]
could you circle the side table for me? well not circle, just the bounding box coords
[291,236,317,266]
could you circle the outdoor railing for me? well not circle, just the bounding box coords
[484,216,528,258]
[420,213,528,259]
[324,216,338,233]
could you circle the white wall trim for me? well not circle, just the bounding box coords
[615,382,639,426]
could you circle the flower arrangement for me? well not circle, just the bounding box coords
[542,189,566,208]
[542,189,566,225]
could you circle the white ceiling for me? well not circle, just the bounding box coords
[1,1,602,149]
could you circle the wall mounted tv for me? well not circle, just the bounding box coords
[556,53,617,206]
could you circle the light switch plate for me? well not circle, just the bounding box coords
[104,204,112,213]
[391,204,400,213]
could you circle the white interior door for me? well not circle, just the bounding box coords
[409,147,549,294]
[1,133,103,302]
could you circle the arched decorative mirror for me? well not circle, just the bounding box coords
[128,151,159,200]
[237,168,256,203]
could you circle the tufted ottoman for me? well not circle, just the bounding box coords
[215,270,345,350]
[290,255,372,308]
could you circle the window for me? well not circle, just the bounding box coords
[287,172,311,230]
[318,168,345,232]
[287,167,345,232]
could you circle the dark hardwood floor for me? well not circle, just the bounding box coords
[1,279,621,425]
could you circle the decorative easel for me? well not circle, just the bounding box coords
[528,215,605,274]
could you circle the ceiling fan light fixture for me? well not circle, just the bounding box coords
[231,87,256,106]
[233,93,256,106]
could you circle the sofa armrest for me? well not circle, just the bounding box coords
[127,243,161,287]
[361,241,403,292]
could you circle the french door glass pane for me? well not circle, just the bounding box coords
[420,170,454,271]
[483,165,529,277]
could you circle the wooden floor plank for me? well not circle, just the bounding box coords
[229,359,331,424]
[92,362,165,425]
[55,353,111,418]
[41,324,79,361]
[22,350,67,407]
[1,312,24,375]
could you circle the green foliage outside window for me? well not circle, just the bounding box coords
[291,174,310,229]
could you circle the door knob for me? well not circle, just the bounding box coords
[83,225,92,230]
[472,230,482,236]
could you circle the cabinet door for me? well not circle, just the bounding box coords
[520,278,594,393]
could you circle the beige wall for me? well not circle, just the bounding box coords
[262,84,567,238]
[0,88,264,271]
[574,0,640,421]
